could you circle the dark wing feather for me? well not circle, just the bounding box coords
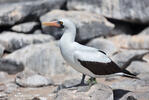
[98,50,106,55]
[78,59,137,79]
[78,59,122,75]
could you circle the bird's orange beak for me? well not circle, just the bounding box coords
[42,21,61,27]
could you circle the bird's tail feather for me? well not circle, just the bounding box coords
[122,69,140,79]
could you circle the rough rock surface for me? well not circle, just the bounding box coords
[0,0,65,26]
[55,83,113,100]
[0,0,149,99]
[0,45,4,57]
[110,78,149,92]
[0,59,24,74]
[87,37,117,56]
[15,69,53,87]
[120,91,149,100]
[0,31,54,52]
[67,0,149,24]
[40,10,114,42]
[108,34,149,49]
[111,50,149,69]
[11,21,39,33]
[139,27,149,35]
[127,61,149,75]
[4,42,78,76]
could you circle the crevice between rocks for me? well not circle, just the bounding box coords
[60,0,68,11]
[113,89,131,100]
[0,26,12,33]
[106,17,149,35]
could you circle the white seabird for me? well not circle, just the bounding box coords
[42,19,138,85]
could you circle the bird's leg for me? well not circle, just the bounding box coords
[87,77,97,86]
[72,74,87,87]
[80,74,86,85]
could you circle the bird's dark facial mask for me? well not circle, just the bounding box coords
[42,21,64,28]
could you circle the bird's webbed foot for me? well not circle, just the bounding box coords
[87,77,97,86]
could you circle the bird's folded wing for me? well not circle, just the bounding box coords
[74,50,111,63]
[73,51,122,75]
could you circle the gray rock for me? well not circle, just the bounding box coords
[55,83,113,100]
[143,53,149,63]
[0,59,24,74]
[0,45,4,57]
[0,0,65,26]
[0,72,9,82]
[0,83,6,92]
[0,0,41,3]
[55,79,90,93]
[15,69,53,87]
[0,31,54,52]
[0,92,8,100]
[107,34,131,49]
[127,35,149,49]
[127,61,149,75]
[4,42,78,76]
[108,34,149,49]
[33,30,43,34]
[55,89,90,100]
[138,73,149,83]
[88,83,113,100]
[139,27,149,35]
[87,37,117,56]
[110,79,149,92]
[67,0,149,24]
[11,22,39,33]
[5,82,18,94]
[40,10,114,42]
[120,91,149,100]
[111,50,149,69]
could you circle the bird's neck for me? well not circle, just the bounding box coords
[60,26,76,43]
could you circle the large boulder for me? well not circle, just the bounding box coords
[40,10,114,42]
[4,42,78,76]
[120,91,149,100]
[0,0,40,3]
[87,37,118,56]
[0,31,54,52]
[127,61,149,75]
[110,78,149,92]
[0,59,24,74]
[15,69,53,87]
[67,0,149,24]
[111,50,149,69]
[0,0,65,26]
[108,34,149,49]
[55,83,113,100]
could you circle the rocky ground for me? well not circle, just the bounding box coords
[0,0,149,100]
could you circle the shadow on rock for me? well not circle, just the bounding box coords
[0,59,24,74]
[113,89,131,100]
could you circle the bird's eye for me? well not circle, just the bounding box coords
[58,21,63,25]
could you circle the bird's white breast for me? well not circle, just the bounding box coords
[59,41,75,65]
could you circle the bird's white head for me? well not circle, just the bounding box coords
[42,18,76,42]
[42,18,75,30]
